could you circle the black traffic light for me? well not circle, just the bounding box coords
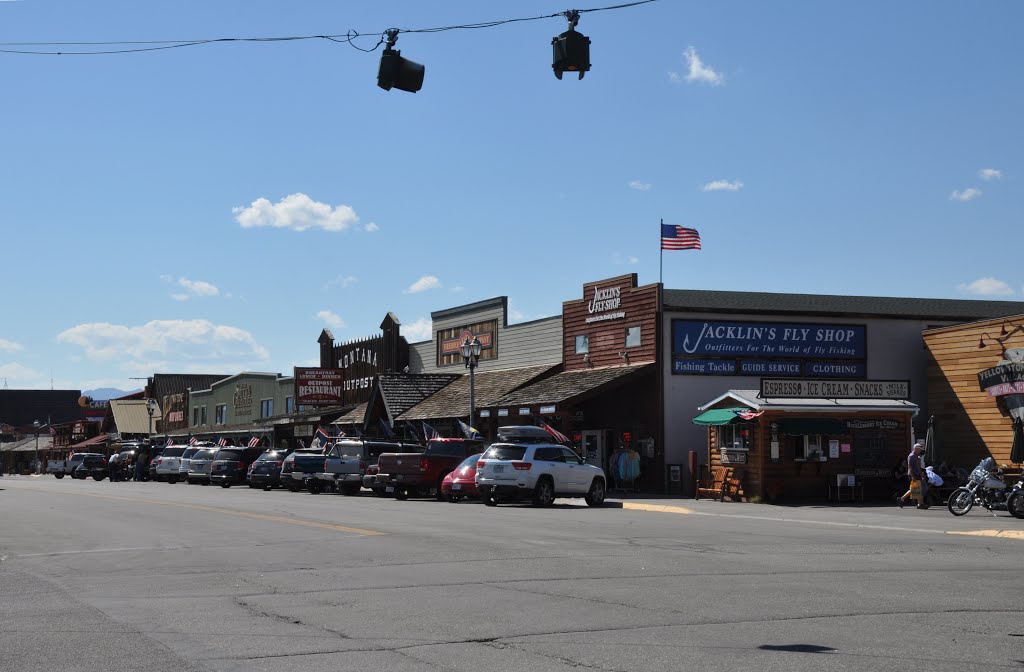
[377,47,425,93]
[552,10,590,80]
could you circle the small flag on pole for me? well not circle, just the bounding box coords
[188,436,197,446]
[314,427,331,447]
[456,419,482,440]
[378,419,396,439]
[661,224,701,250]
[217,437,228,447]
[422,422,440,441]
[48,425,57,436]
[165,437,173,447]
[539,421,571,445]
[248,436,261,448]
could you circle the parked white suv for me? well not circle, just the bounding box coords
[475,440,606,507]
[154,445,187,483]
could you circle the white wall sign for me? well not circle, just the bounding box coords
[518,408,531,415]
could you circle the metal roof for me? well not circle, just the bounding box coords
[109,399,162,435]
[664,289,1024,321]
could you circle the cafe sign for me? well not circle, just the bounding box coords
[761,378,910,400]
[978,362,1024,397]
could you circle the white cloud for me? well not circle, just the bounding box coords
[233,193,360,232]
[170,293,190,302]
[978,168,1002,181]
[364,222,379,232]
[680,46,724,86]
[325,275,359,289]
[56,319,270,374]
[628,180,651,191]
[402,317,433,342]
[957,277,1014,296]
[950,188,982,202]
[613,253,639,265]
[450,286,465,293]
[0,362,43,386]
[0,338,23,352]
[702,179,744,192]
[316,310,345,329]
[404,275,441,294]
[178,277,219,297]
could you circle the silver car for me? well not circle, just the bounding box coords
[178,443,214,481]
[186,448,217,485]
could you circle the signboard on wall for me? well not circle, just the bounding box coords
[160,392,187,432]
[761,378,910,400]
[978,362,1024,397]
[672,319,867,378]
[437,319,498,367]
[294,368,344,406]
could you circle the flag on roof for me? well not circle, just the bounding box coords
[661,224,701,250]
[378,419,396,439]
[248,436,261,448]
[217,437,228,447]
[456,419,482,440]
[422,422,440,441]
[540,421,570,445]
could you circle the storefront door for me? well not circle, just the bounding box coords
[582,430,604,469]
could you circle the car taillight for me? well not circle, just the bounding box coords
[511,462,532,471]
[275,461,282,467]
[324,459,330,471]
[367,465,378,475]
[477,460,487,468]
[359,460,366,472]
[419,456,428,472]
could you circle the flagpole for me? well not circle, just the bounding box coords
[659,218,663,287]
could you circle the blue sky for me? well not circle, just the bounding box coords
[1,0,1021,392]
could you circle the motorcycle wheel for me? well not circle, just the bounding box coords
[947,487,974,516]
[1006,491,1024,519]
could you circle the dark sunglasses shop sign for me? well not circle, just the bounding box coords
[672,320,866,377]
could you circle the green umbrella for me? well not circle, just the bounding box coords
[1010,417,1024,465]
[923,415,939,466]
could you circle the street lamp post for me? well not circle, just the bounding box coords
[460,337,483,433]
[33,419,40,474]
[146,398,157,439]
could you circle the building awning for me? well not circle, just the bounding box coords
[487,363,654,411]
[70,433,109,449]
[777,417,847,435]
[692,408,748,426]
[109,399,162,435]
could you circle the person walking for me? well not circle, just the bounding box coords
[108,453,120,482]
[897,441,928,509]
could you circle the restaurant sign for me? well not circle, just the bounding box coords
[761,378,910,400]
[294,367,344,406]
[978,362,1024,397]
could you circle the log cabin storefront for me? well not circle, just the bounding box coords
[693,381,918,503]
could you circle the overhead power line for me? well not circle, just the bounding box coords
[0,0,657,56]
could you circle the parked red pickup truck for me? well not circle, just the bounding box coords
[378,438,485,500]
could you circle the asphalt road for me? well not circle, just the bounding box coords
[1,475,1023,672]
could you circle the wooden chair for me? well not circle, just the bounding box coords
[695,466,728,501]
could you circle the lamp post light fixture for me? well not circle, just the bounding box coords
[978,320,1024,357]
[33,419,40,474]
[146,398,157,441]
[461,336,483,433]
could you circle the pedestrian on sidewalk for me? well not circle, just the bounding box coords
[897,441,928,509]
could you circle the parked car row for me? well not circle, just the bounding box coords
[48,427,609,507]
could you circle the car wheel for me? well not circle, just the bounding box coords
[483,492,498,507]
[394,487,408,500]
[221,482,231,488]
[201,480,209,486]
[264,484,272,492]
[93,474,105,481]
[446,494,461,503]
[54,473,64,479]
[531,477,555,507]
[585,478,606,507]
[307,481,323,495]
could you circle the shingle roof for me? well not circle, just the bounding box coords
[490,363,654,408]
[663,289,1024,321]
[378,374,460,421]
[398,364,557,421]
[149,374,231,402]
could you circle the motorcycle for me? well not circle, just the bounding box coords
[947,457,1023,517]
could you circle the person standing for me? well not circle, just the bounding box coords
[108,453,120,482]
[898,441,928,509]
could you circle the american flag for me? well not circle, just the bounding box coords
[315,427,331,446]
[165,438,174,447]
[248,436,261,448]
[540,421,571,445]
[217,437,228,447]
[188,436,197,446]
[661,224,701,250]
[733,409,764,421]
[422,422,440,441]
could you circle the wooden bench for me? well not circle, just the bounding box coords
[695,466,728,501]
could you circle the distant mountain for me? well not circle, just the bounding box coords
[83,388,141,401]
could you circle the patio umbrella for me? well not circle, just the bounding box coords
[923,415,939,466]
[1010,417,1024,465]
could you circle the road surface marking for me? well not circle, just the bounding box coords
[946,529,1024,540]
[11,486,385,536]
[623,502,695,515]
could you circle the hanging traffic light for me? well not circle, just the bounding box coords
[377,30,425,93]
[552,10,590,80]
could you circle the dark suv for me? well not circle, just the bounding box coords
[72,454,109,481]
[248,448,293,490]
[210,447,264,488]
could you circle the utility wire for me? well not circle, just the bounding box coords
[0,0,656,56]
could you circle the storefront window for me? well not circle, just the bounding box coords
[215,404,226,425]
[794,435,822,461]
[192,407,199,426]
[625,326,641,348]
[286,397,294,414]
[200,406,207,426]
[717,424,752,451]
[260,399,273,418]
[575,334,589,354]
